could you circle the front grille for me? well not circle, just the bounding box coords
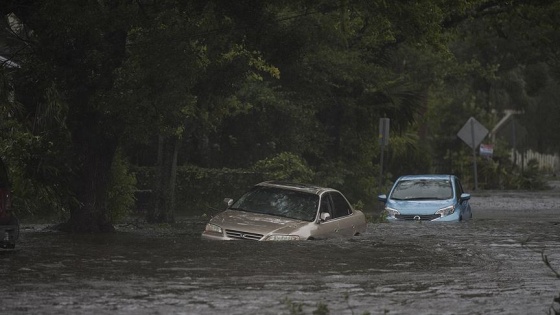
[395,214,441,221]
[225,229,264,240]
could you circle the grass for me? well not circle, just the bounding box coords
[281,294,374,315]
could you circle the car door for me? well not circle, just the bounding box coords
[313,193,340,239]
[325,191,356,237]
[329,192,358,236]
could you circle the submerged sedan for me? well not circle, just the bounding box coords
[202,181,367,241]
[378,174,472,222]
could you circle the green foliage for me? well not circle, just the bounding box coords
[107,150,137,222]
[9,166,75,221]
[441,145,548,191]
[281,295,373,315]
[280,297,330,315]
[253,152,315,183]
[0,85,76,221]
[212,83,321,169]
[515,159,548,190]
[282,297,304,315]
[386,132,432,176]
[368,210,389,224]
[3,0,560,228]
[524,79,560,154]
[312,302,329,315]
[134,166,266,216]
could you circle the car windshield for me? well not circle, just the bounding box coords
[390,179,453,200]
[230,186,319,222]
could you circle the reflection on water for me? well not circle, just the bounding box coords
[1,190,560,314]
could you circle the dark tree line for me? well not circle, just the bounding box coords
[1,0,559,231]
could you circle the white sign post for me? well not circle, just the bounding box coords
[457,117,488,190]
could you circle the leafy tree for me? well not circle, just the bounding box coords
[115,1,281,222]
[419,1,560,182]
[252,152,314,183]
[207,1,442,183]
[1,1,136,231]
[3,0,559,228]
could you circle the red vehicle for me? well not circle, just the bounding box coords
[0,157,18,249]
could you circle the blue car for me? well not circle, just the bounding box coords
[378,174,472,222]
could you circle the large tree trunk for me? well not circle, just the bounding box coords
[146,134,180,223]
[60,113,118,233]
[67,148,116,232]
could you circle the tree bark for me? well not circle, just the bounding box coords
[59,112,118,233]
[146,134,180,223]
[67,149,116,232]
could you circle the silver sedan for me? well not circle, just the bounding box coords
[202,181,367,241]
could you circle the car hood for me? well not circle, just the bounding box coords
[387,199,453,215]
[209,210,311,235]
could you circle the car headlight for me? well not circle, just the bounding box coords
[266,235,300,241]
[205,223,223,234]
[384,207,400,218]
[435,206,455,217]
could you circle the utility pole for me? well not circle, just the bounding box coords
[378,118,390,194]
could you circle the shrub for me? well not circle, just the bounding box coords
[252,152,314,183]
[107,149,137,222]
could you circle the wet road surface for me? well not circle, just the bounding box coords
[1,188,560,314]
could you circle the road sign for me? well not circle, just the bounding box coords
[378,118,390,194]
[457,117,489,191]
[480,144,494,157]
[457,117,488,149]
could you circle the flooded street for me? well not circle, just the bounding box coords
[1,187,560,315]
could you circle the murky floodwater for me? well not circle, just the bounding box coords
[1,187,560,315]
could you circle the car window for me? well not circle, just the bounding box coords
[390,179,453,200]
[320,195,331,217]
[454,178,464,198]
[329,192,352,219]
[231,187,319,222]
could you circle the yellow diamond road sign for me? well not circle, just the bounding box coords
[457,117,488,149]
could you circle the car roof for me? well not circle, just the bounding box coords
[255,181,335,195]
[397,174,455,181]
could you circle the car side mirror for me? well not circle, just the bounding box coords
[320,212,331,222]
[460,193,471,201]
[223,198,234,207]
[377,194,387,202]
